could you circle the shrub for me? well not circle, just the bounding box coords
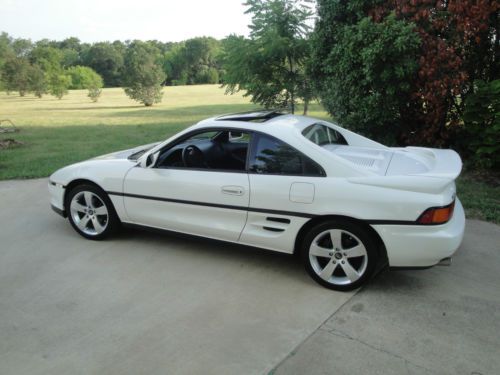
[48,73,71,99]
[66,66,103,90]
[462,80,500,169]
[66,65,103,102]
[311,13,421,144]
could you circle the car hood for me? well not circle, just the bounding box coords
[91,142,160,161]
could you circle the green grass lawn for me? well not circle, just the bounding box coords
[0,85,497,224]
[0,85,327,179]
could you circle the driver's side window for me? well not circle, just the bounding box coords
[156,130,251,172]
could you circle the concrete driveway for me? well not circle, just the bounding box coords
[0,179,499,375]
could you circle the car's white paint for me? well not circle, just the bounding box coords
[123,167,249,242]
[49,114,465,267]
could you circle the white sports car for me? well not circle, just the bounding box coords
[49,111,465,291]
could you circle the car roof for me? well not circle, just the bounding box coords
[196,111,317,134]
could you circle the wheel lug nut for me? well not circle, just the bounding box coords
[333,261,336,264]
[341,261,345,264]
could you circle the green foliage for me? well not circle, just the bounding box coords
[28,64,47,98]
[123,41,165,106]
[1,33,224,90]
[66,65,103,89]
[48,73,71,99]
[82,42,124,87]
[1,56,31,96]
[29,45,63,74]
[222,0,314,114]
[462,80,500,169]
[87,87,102,102]
[195,67,219,84]
[311,8,420,144]
[163,37,222,85]
[66,65,103,102]
[28,45,71,99]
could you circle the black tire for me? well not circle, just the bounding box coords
[65,184,120,240]
[300,219,378,291]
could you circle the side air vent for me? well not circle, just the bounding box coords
[263,226,285,233]
[266,217,291,224]
[343,156,376,167]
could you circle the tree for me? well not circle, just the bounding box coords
[163,38,222,85]
[311,10,421,144]
[66,65,102,89]
[0,32,14,91]
[48,73,71,99]
[312,0,499,146]
[462,79,500,169]
[1,56,31,96]
[29,45,62,73]
[82,42,124,87]
[222,0,314,114]
[30,45,70,99]
[66,65,103,102]
[28,64,47,98]
[123,41,165,106]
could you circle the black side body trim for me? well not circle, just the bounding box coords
[109,191,428,225]
[389,266,434,270]
[366,219,417,225]
[107,191,316,219]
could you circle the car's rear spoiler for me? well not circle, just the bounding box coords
[404,147,462,180]
[347,147,462,194]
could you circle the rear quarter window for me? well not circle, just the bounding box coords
[302,124,348,146]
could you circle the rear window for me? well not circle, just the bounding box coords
[302,124,348,146]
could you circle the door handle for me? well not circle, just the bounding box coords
[221,185,245,196]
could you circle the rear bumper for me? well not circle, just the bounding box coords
[372,198,466,267]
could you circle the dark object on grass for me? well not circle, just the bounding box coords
[0,138,24,149]
[0,119,19,134]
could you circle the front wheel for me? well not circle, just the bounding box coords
[66,184,120,240]
[300,220,378,291]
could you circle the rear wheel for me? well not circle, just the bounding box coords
[301,220,378,291]
[66,184,119,240]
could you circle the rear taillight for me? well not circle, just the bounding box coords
[417,200,455,225]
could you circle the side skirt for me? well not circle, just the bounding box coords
[51,204,67,218]
[121,222,292,256]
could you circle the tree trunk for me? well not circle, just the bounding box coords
[303,99,309,116]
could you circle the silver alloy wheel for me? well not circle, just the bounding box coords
[309,229,368,286]
[69,191,109,236]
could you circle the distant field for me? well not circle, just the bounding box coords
[0,85,497,223]
[0,85,328,180]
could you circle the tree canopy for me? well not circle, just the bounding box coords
[122,41,166,106]
[311,0,499,148]
[222,0,314,114]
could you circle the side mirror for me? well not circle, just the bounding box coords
[139,152,158,168]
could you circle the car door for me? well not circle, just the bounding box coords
[122,129,251,242]
[239,132,326,253]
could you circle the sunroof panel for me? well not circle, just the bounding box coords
[215,110,285,123]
